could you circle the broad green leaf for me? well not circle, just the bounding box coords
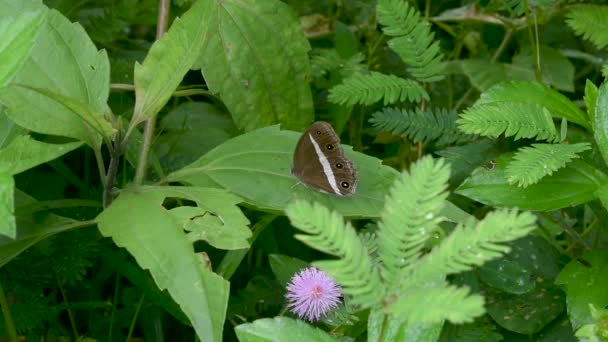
[0,9,110,149]
[485,286,565,334]
[155,102,237,172]
[166,125,399,218]
[473,81,589,130]
[235,317,338,342]
[155,186,251,250]
[0,170,15,238]
[268,254,309,287]
[594,82,608,165]
[505,143,592,188]
[132,0,209,126]
[460,59,533,91]
[0,108,25,148]
[368,307,443,342]
[513,46,575,92]
[0,135,82,175]
[0,10,45,87]
[478,236,559,295]
[0,190,85,267]
[456,154,606,211]
[96,188,230,342]
[585,80,598,123]
[556,251,608,330]
[436,140,498,186]
[0,0,44,14]
[194,0,314,131]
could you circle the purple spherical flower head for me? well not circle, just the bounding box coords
[285,267,342,321]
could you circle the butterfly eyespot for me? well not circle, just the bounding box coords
[326,144,334,150]
[315,130,322,135]
[335,162,343,169]
[341,181,350,189]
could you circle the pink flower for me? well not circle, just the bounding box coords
[285,267,342,321]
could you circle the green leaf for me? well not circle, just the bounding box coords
[0,135,82,175]
[478,258,535,294]
[556,251,608,329]
[378,156,450,286]
[329,71,428,106]
[166,125,399,218]
[0,10,45,87]
[369,308,444,342]
[165,187,251,250]
[370,107,474,146]
[268,254,309,287]
[0,108,25,149]
[132,0,209,126]
[460,59,533,91]
[456,154,606,211]
[0,170,15,238]
[485,286,565,334]
[505,143,592,188]
[376,0,445,82]
[436,140,498,185]
[155,102,237,172]
[0,9,110,149]
[194,0,313,131]
[566,5,608,50]
[594,82,608,165]
[0,190,84,267]
[464,81,589,130]
[334,21,358,58]
[387,286,484,324]
[458,103,557,141]
[235,317,338,342]
[512,46,575,92]
[584,80,598,123]
[596,182,608,212]
[96,187,231,342]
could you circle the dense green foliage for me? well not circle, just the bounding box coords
[1,0,608,341]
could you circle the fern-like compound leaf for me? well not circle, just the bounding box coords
[286,200,385,307]
[387,286,485,324]
[458,103,558,141]
[370,107,475,146]
[328,71,428,106]
[377,0,445,82]
[506,143,592,188]
[404,209,536,287]
[378,156,450,287]
[566,5,608,50]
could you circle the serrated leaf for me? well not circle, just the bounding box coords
[456,154,606,211]
[505,143,592,188]
[235,317,338,342]
[0,10,45,87]
[0,135,82,175]
[458,103,557,141]
[566,5,608,50]
[96,187,231,342]
[195,0,313,131]
[132,0,209,126]
[166,125,399,218]
[0,9,110,149]
[468,81,589,130]
[594,82,608,166]
[585,80,598,123]
[329,71,428,106]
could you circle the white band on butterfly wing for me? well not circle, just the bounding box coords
[307,133,341,195]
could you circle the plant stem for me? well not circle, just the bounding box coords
[57,276,79,340]
[127,294,145,341]
[134,0,171,186]
[0,281,18,342]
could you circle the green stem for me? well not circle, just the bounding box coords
[0,281,18,342]
[108,273,121,342]
[57,276,79,340]
[127,294,145,341]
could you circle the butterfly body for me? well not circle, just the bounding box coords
[291,121,359,196]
